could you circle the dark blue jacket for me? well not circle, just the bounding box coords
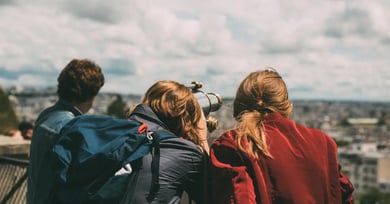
[27,100,82,204]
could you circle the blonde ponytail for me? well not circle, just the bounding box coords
[236,110,272,159]
[233,68,292,159]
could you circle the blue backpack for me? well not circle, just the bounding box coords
[51,114,175,204]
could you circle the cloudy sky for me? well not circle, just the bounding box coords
[0,0,389,101]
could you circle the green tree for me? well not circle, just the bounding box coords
[107,94,128,119]
[359,188,390,204]
[333,138,350,147]
[0,87,19,134]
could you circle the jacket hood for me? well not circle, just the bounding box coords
[128,104,170,132]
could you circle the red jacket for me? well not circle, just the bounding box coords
[210,112,354,204]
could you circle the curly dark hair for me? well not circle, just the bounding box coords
[57,59,105,103]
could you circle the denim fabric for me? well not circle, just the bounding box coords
[27,100,81,204]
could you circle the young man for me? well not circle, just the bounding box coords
[27,59,105,204]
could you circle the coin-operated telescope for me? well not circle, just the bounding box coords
[188,81,222,132]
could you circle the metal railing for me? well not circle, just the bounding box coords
[0,156,28,204]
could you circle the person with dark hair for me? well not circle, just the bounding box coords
[209,68,354,204]
[18,121,34,140]
[124,80,210,204]
[27,59,105,204]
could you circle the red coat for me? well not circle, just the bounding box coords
[210,112,354,204]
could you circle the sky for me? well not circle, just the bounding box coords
[0,0,389,101]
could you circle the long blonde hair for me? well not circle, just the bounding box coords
[233,68,292,159]
[142,80,204,146]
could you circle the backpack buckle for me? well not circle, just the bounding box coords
[146,131,153,141]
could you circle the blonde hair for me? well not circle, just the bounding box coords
[141,80,204,146]
[233,68,293,159]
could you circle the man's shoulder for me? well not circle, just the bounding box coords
[35,100,82,123]
[35,106,55,122]
[36,110,75,134]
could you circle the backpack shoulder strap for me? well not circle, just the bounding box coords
[146,130,175,202]
[119,130,176,204]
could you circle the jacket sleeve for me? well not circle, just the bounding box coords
[325,132,354,204]
[183,151,211,204]
[210,138,257,204]
[339,164,354,204]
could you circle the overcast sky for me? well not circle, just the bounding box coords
[0,0,389,101]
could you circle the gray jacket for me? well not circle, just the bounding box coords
[127,105,210,204]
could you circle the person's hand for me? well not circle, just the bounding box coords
[198,111,210,154]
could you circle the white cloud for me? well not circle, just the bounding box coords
[0,0,389,101]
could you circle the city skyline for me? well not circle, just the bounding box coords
[1,1,390,101]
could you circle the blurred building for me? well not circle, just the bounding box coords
[339,142,390,195]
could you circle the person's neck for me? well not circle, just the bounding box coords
[72,99,93,114]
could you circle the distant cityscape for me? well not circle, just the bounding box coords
[5,85,390,197]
